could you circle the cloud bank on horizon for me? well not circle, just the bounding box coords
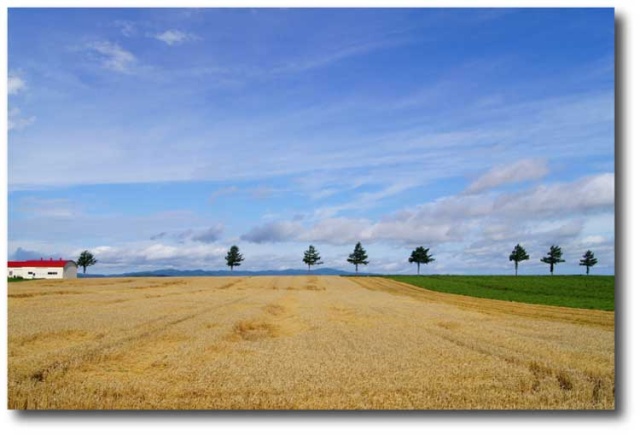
[7,8,615,275]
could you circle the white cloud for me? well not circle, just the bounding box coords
[114,20,136,37]
[8,73,35,131]
[87,41,136,73]
[88,242,228,271]
[237,172,614,251]
[305,217,373,245]
[530,219,585,244]
[8,73,26,95]
[466,158,549,194]
[371,219,465,245]
[8,108,36,131]
[581,235,606,245]
[153,30,197,46]
[495,173,614,217]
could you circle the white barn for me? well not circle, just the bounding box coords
[8,259,78,280]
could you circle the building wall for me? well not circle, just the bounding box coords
[63,262,78,279]
[9,267,65,280]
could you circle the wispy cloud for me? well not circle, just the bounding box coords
[8,73,26,95]
[149,225,224,244]
[209,186,239,202]
[15,197,79,218]
[8,74,33,131]
[8,108,36,131]
[312,182,418,219]
[86,41,136,73]
[465,159,549,194]
[239,172,614,248]
[495,173,614,218]
[7,89,610,193]
[113,20,137,37]
[271,36,413,75]
[153,29,199,46]
[9,247,56,261]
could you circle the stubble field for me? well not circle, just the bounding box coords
[7,276,615,410]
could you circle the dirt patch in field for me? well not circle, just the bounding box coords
[229,320,280,341]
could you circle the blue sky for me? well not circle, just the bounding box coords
[7,7,615,275]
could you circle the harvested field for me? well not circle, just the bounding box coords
[8,276,615,410]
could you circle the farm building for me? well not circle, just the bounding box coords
[8,259,78,280]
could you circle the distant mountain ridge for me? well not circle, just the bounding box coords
[79,267,354,278]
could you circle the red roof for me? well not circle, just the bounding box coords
[8,260,75,268]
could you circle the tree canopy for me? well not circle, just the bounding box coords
[579,250,598,275]
[77,250,97,274]
[303,245,323,271]
[509,244,530,276]
[347,242,369,273]
[408,246,435,275]
[225,245,244,271]
[540,245,565,275]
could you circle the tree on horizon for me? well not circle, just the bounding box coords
[302,245,323,272]
[77,250,97,275]
[408,246,435,275]
[579,250,598,275]
[509,244,530,276]
[540,245,565,275]
[347,242,369,274]
[225,245,244,271]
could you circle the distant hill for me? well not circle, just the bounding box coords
[79,268,354,278]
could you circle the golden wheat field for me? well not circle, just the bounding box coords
[7,276,615,410]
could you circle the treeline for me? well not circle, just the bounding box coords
[509,244,598,276]
[74,243,600,276]
[221,243,600,276]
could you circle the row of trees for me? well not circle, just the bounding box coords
[509,244,598,275]
[227,242,599,275]
[225,242,433,274]
[75,244,600,276]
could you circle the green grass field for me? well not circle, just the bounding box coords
[385,275,615,311]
